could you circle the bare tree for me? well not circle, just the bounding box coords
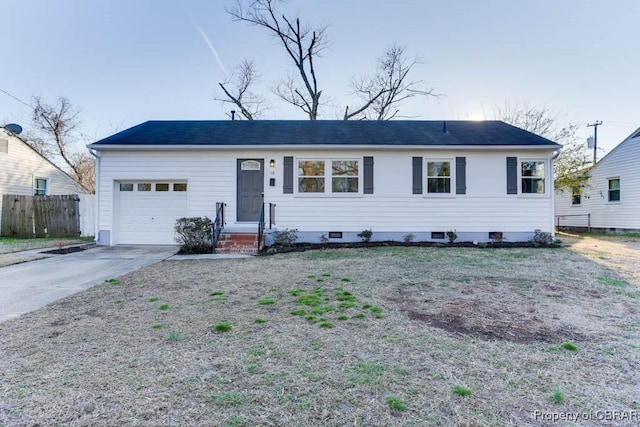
[215,59,267,120]
[227,0,327,120]
[495,103,592,191]
[346,45,437,120]
[31,96,94,192]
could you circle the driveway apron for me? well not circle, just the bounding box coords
[0,245,177,323]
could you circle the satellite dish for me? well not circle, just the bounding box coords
[4,123,23,135]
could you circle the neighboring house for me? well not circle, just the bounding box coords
[0,127,87,230]
[555,127,640,232]
[88,120,560,248]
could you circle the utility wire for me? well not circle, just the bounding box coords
[0,87,31,108]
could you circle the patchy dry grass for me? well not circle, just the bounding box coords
[1,246,639,426]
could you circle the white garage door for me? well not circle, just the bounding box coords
[116,181,188,245]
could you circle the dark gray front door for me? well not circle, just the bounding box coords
[237,159,264,221]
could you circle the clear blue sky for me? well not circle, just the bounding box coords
[1,0,638,154]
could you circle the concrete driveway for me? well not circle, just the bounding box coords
[0,245,177,323]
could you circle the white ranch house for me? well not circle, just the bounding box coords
[88,120,560,250]
[555,127,640,232]
[0,126,89,232]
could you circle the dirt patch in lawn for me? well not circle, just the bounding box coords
[1,246,639,426]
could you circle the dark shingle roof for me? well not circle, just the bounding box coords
[90,120,560,148]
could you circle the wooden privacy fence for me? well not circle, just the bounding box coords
[1,194,80,238]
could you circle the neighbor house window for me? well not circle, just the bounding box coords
[426,160,451,193]
[608,178,620,202]
[571,187,581,205]
[297,159,360,194]
[521,161,545,194]
[34,178,48,195]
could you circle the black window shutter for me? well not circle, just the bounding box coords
[455,157,466,195]
[412,157,423,194]
[283,156,294,194]
[363,156,374,194]
[506,157,518,194]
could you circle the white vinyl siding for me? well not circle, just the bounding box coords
[0,131,86,227]
[96,149,555,244]
[555,131,640,230]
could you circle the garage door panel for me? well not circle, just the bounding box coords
[116,182,187,245]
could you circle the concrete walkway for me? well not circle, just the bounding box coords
[0,245,178,323]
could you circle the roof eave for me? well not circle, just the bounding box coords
[88,143,560,151]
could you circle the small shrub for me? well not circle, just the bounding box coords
[531,229,555,246]
[453,385,472,396]
[272,228,298,247]
[174,217,213,254]
[561,342,578,351]
[357,229,373,242]
[386,396,406,411]
[266,247,277,255]
[214,322,232,332]
[319,234,329,245]
[403,233,415,243]
[446,230,458,244]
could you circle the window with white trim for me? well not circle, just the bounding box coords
[297,159,360,194]
[608,178,620,202]
[426,160,452,194]
[571,187,581,205]
[521,161,545,194]
[34,178,48,195]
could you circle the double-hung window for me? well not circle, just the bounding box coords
[521,161,545,194]
[297,159,360,194]
[571,187,581,205]
[608,178,620,202]
[34,178,48,195]
[426,160,451,194]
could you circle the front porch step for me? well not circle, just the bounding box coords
[215,232,264,255]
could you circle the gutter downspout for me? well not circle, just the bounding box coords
[550,149,561,238]
[89,148,100,244]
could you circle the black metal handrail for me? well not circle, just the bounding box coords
[213,202,225,252]
[257,202,266,252]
